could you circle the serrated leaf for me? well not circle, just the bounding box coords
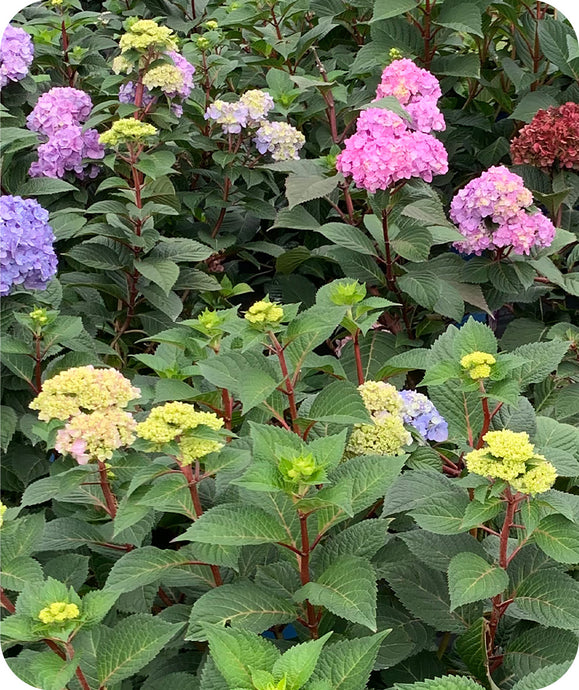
[273,633,332,690]
[286,174,341,209]
[508,570,579,629]
[400,532,487,572]
[135,258,180,294]
[0,556,44,591]
[315,222,377,255]
[307,380,372,425]
[97,614,182,685]
[533,514,579,564]
[186,582,297,640]
[455,617,489,684]
[504,626,578,679]
[295,555,377,630]
[448,553,508,610]
[310,631,390,690]
[177,504,288,546]
[436,0,483,37]
[510,341,569,387]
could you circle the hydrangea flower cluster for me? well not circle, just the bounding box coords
[0,501,6,528]
[0,195,57,296]
[99,119,157,147]
[347,381,411,457]
[337,106,447,193]
[26,88,104,179]
[205,89,304,161]
[245,298,284,327]
[30,366,140,465]
[136,401,224,465]
[376,58,445,133]
[511,102,579,171]
[460,351,496,380]
[465,430,557,495]
[450,166,556,255]
[38,602,80,625]
[399,390,448,442]
[114,20,194,117]
[0,24,34,87]
[336,59,448,192]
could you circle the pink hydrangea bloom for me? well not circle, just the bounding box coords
[336,108,448,192]
[165,50,195,99]
[376,58,445,133]
[29,125,104,179]
[26,87,93,136]
[0,24,34,87]
[450,166,556,255]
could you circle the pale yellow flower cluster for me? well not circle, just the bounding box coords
[465,430,557,495]
[136,401,224,465]
[38,602,79,625]
[99,119,157,147]
[245,299,284,327]
[119,19,177,54]
[143,64,184,94]
[460,351,496,380]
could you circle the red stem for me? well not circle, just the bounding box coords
[221,388,234,431]
[97,460,117,518]
[353,329,364,385]
[299,512,319,639]
[1,588,16,613]
[269,331,300,433]
[34,334,42,393]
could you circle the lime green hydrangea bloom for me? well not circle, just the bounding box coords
[347,412,411,457]
[0,501,6,528]
[38,602,80,625]
[99,119,158,147]
[460,351,496,380]
[143,64,184,93]
[112,55,133,74]
[465,429,557,494]
[137,402,224,464]
[49,0,64,6]
[279,454,317,483]
[358,380,403,415]
[329,280,366,305]
[205,20,219,30]
[197,308,222,332]
[511,461,557,495]
[30,365,140,421]
[245,298,284,327]
[29,307,49,326]
[119,19,178,54]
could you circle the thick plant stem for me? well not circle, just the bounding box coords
[475,381,503,449]
[269,331,300,433]
[299,511,319,639]
[1,587,16,613]
[221,388,233,431]
[353,329,364,385]
[180,461,223,587]
[65,641,91,690]
[97,460,118,518]
[33,333,43,394]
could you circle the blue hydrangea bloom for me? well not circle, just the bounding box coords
[0,195,57,296]
[399,389,448,442]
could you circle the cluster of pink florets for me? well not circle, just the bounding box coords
[450,166,556,255]
[376,58,445,133]
[336,59,448,192]
[27,87,105,179]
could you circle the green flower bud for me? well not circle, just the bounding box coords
[279,453,317,483]
[330,280,366,306]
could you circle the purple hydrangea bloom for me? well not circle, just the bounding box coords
[0,195,57,296]
[399,390,448,442]
[204,100,249,133]
[118,81,155,107]
[26,87,93,136]
[29,125,104,179]
[0,24,34,87]
[165,50,195,99]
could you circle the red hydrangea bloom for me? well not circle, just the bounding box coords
[510,102,579,170]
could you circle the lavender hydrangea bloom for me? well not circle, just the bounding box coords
[26,87,93,136]
[165,50,195,99]
[0,195,57,296]
[253,121,305,161]
[28,125,104,179]
[0,24,34,87]
[118,81,155,106]
[399,390,448,442]
[204,100,249,133]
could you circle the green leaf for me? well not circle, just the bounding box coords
[0,405,17,451]
[391,222,432,262]
[0,556,44,591]
[135,258,180,294]
[393,677,484,690]
[38,517,105,551]
[178,504,288,546]
[453,318,497,357]
[316,519,392,572]
[410,490,470,535]
[286,174,341,209]
[511,341,569,386]
[431,54,480,78]
[205,627,281,689]
[186,582,297,641]
[272,634,332,690]
[504,626,578,678]
[538,18,578,78]
[398,271,441,309]
[508,570,579,629]
[533,514,579,564]
[510,91,559,123]
[436,0,483,36]
[371,0,416,22]
[455,617,489,684]
[310,631,390,690]
[448,553,508,610]
[135,150,176,179]
[81,590,121,627]
[295,555,377,630]
[511,664,574,690]
[400,532,487,572]
[17,177,78,195]
[26,651,78,690]
[97,615,181,685]
[307,380,372,425]
[66,242,126,270]
[315,222,377,255]
[460,498,503,531]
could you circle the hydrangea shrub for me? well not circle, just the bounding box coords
[1,2,579,690]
